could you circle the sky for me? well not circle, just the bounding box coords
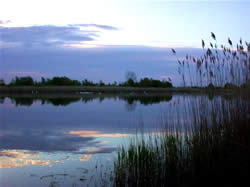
[0,0,249,85]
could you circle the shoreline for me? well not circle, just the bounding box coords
[0,86,199,94]
[1,86,248,95]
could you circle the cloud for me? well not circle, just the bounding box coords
[0,23,118,48]
[0,25,94,47]
[69,130,131,138]
[73,24,118,31]
[0,20,11,25]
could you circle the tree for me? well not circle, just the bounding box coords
[125,71,137,82]
[41,77,46,85]
[10,76,34,86]
[0,79,5,86]
[99,80,105,86]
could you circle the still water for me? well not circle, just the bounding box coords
[0,94,176,187]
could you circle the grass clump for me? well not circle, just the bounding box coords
[113,33,250,187]
[114,94,250,187]
[173,33,249,88]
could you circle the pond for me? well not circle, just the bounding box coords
[0,94,179,187]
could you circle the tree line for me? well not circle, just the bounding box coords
[0,75,173,88]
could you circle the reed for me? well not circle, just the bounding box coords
[174,34,250,88]
[114,95,250,186]
[113,34,250,186]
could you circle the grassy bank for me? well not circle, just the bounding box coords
[113,95,250,187]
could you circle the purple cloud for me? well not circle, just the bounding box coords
[0,25,95,47]
[0,23,118,48]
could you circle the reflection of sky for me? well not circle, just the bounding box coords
[69,130,130,138]
[0,97,170,131]
[0,95,221,186]
[0,96,172,165]
[0,95,182,186]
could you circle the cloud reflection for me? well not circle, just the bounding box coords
[78,147,118,162]
[0,129,126,157]
[79,154,92,162]
[81,147,118,154]
[0,130,96,152]
[69,130,130,138]
[0,150,51,168]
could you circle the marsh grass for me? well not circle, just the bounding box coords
[113,33,250,186]
[114,95,250,186]
[175,34,250,88]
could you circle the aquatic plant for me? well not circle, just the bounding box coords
[114,95,250,186]
[113,34,250,186]
[173,33,250,87]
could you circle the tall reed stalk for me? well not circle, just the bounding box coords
[175,34,250,87]
[114,95,250,186]
[113,34,250,186]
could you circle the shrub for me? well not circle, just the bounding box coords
[224,82,238,89]
[10,76,34,86]
[207,83,215,89]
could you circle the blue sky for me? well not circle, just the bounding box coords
[0,0,249,85]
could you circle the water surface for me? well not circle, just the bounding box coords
[0,94,175,186]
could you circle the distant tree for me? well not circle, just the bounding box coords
[138,77,173,88]
[48,76,72,86]
[0,79,5,86]
[112,81,117,86]
[224,83,238,89]
[125,71,137,82]
[82,79,96,86]
[124,71,137,87]
[127,79,135,87]
[10,76,34,86]
[99,80,105,86]
[41,77,46,85]
[72,80,81,86]
[207,83,215,89]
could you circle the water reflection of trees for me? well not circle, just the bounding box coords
[121,95,172,105]
[41,98,81,106]
[1,95,173,107]
[0,97,5,104]
[8,97,81,106]
[123,95,173,111]
[11,97,36,106]
[125,102,137,112]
